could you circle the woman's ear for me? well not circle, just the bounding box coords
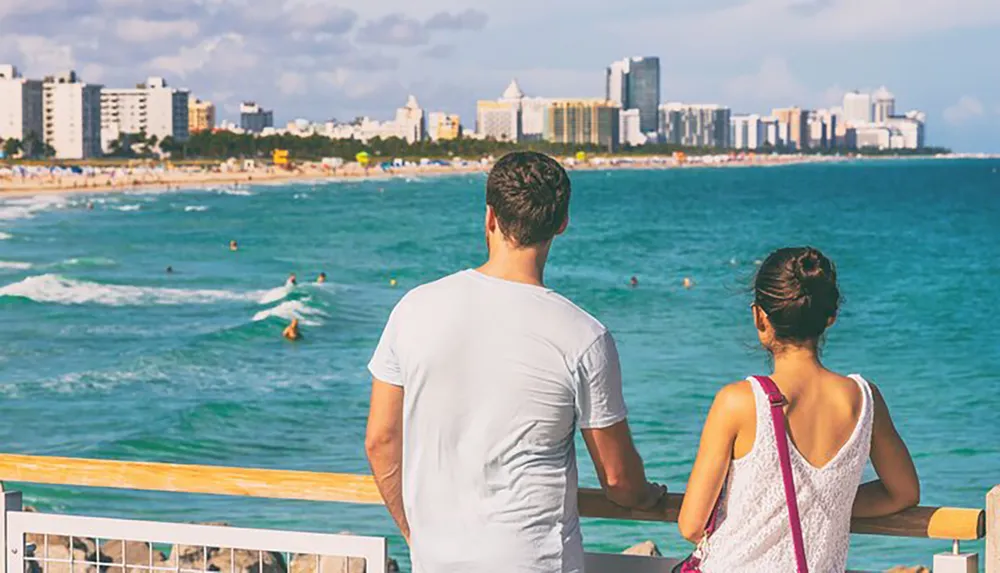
[753,304,768,333]
[826,312,838,329]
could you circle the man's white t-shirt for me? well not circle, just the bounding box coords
[369,269,628,573]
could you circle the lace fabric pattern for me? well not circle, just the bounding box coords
[699,375,874,573]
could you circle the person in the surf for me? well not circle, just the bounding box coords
[286,273,297,287]
[317,272,327,284]
[230,240,239,251]
[283,319,302,341]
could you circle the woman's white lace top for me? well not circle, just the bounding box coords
[700,375,874,573]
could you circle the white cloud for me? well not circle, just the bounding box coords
[622,0,1000,54]
[148,34,256,78]
[943,96,985,125]
[278,71,308,96]
[115,19,200,43]
[724,58,809,107]
[12,36,75,73]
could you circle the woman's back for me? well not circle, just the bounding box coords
[700,374,874,572]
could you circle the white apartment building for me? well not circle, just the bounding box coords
[394,95,425,143]
[0,65,44,145]
[43,71,102,159]
[886,113,925,150]
[854,124,892,149]
[843,91,873,127]
[101,77,189,151]
[620,109,647,147]
[731,114,764,150]
[659,103,732,148]
[872,86,896,124]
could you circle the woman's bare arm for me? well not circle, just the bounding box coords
[853,382,920,518]
[677,381,753,542]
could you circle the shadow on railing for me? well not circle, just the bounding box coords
[0,454,995,572]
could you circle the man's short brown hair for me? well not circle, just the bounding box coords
[486,152,571,247]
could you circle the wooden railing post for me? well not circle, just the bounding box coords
[987,485,1000,573]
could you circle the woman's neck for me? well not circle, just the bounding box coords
[771,343,826,381]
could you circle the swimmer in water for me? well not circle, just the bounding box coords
[230,240,239,251]
[683,277,693,289]
[317,272,327,284]
[166,266,174,274]
[287,273,297,287]
[283,319,301,341]
[86,201,94,210]
[390,278,398,287]
[630,276,639,288]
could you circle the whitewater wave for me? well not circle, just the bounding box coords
[0,196,67,221]
[55,257,117,269]
[252,299,328,326]
[0,274,256,306]
[0,232,11,240]
[113,204,141,212]
[258,284,293,305]
[216,187,254,196]
[184,205,209,212]
[0,261,32,270]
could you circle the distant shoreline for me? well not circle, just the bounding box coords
[1,152,995,198]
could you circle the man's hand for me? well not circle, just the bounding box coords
[636,482,668,511]
[582,419,660,509]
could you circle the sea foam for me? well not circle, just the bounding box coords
[252,299,327,326]
[0,274,255,306]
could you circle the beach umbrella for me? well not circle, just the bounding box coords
[356,151,370,167]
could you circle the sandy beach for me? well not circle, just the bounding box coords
[0,152,943,197]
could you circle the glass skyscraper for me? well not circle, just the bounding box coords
[606,57,660,134]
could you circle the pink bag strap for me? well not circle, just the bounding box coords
[754,376,809,573]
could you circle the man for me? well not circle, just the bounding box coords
[283,318,301,341]
[366,151,664,573]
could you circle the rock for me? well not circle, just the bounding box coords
[622,541,662,557]
[205,548,286,573]
[289,554,366,573]
[99,540,168,568]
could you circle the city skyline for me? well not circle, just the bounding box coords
[1,0,999,152]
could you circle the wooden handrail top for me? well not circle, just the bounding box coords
[0,454,986,541]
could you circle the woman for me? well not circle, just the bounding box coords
[677,247,920,572]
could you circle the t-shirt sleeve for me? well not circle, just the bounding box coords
[575,330,628,429]
[368,302,404,387]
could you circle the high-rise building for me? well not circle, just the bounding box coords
[42,71,102,159]
[872,87,896,124]
[843,91,873,127]
[240,102,273,134]
[659,103,731,148]
[0,64,43,145]
[606,57,660,134]
[806,110,837,149]
[771,107,809,150]
[476,100,520,142]
[620,109,647,147]
[189,98,216,133]
[731,114,764,150]
[886,112,925,150]
[394,95,426,143]
[101,77,189,151]
[544,99,620,149]
[428,112,461,141]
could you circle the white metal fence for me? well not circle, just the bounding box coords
[1,492,388,573]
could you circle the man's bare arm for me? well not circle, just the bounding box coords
[365,378,410,543]
[582,419,665,509]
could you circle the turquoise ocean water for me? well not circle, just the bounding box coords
[1,160,998,571]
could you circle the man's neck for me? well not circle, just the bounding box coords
[477,246,549,287]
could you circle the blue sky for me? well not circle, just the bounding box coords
[1,0,998,151]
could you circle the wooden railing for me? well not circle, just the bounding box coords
[0,453,990,545]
